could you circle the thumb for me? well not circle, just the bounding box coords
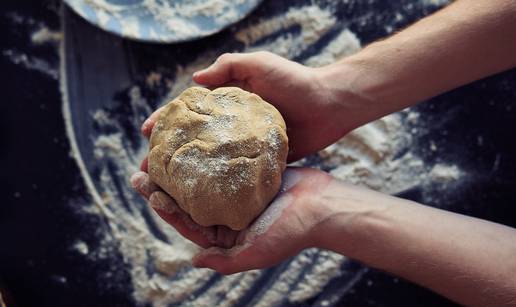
[193,53,250,86]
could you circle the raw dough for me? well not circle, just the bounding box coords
[148,87,288,230]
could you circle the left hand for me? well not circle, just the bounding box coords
[131,167,334,274]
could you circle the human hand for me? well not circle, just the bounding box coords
[131,167,335,274]
[139,51,372,167]
[191,51,364,162]
[132,52,372,273]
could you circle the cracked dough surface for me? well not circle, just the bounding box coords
[148,87,288,230]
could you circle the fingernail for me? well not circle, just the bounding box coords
[192,259,205,268]
[142,118,151,131]
[130,172,145,189]
[149,192,164,210]
[191,254,203,267]
[140,158,148,172]
[150,192,175,213]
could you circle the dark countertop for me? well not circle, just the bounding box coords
[1,0,515,306]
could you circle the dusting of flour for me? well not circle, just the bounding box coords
[429,163,462,183]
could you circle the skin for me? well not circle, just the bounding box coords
[132,0,516,306]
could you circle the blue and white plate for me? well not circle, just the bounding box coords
[64,0,263,43]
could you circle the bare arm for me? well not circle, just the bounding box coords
[315,181,516,307]
[320,0,516,126]
[134,165,516,306]
[189,0,516,161]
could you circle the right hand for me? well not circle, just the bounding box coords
[191,51,359,162]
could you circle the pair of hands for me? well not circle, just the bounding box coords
[136,4,516,305]
[131,52,357,274]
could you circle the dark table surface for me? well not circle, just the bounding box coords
[1,0,516,306]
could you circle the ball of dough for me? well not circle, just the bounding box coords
[148,87,288,230]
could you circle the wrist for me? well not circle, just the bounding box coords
[311,180,397,259]
[316,39,428,127]
[314,59,384,132]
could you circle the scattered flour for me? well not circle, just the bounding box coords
[319,114,424,193]
[236,5,337,58]
[1,23,61,79]
[55,1,461,306]
[304,29,361,67]
[91,109,112,126]
[2,49,58,80]
[72,240,89,255]
[429,163,462,183]
[288,250,346,303]
[31,26,63,44]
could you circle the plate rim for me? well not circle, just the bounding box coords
[63,0,264,43]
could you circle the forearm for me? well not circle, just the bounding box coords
[320,0,516,125]
[316,180,516,306]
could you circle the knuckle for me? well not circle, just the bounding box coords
[254,50,273,59]
[217,53,234,63]
[256,50,270,56]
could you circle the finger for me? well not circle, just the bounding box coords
[149,191,215,248]
[141,106,165,138]
[203,81,248,93]
[193,53,248,86]
[222,80,257,94]
[193,195,296,273]
[130,171,160,200]
[192,243,278,275]
[140,156,148,172]
[191,245,251,275]
[285,130,314,163]
[214,225,240,249]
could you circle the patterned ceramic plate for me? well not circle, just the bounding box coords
[64,0,263,43]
